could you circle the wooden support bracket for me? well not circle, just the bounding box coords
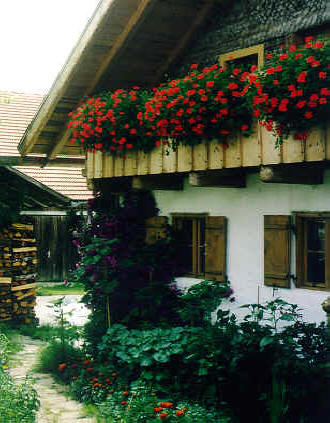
[132,174,184,191]
[92,177,133,194]
[260,164,324,184]
[189,170,246,188]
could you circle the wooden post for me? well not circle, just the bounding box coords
[260,165,324,184]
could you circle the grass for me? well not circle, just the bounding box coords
[36,282,85,296]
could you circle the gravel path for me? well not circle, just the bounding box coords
[8,296,96,422]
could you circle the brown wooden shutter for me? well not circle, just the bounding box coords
[264,215,291,288]
[145,216,168,244]
[204,216,227,281]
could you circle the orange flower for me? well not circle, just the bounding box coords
[176,410,185,416]
[160,402,173,408]
[58,363,67,371]
[121,401,127,405]
[159,413,168,419]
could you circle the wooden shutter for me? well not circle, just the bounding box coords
[264,215,291,288]
[204,216,227,281]
[145,216,167,244]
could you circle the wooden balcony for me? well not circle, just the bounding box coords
[86,123,330,180]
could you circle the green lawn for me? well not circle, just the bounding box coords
[36,282,85,296]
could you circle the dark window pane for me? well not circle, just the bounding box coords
[175,218,193,273]
[307,252,325,284]
[307,220,325,251]
[232,53,258,68]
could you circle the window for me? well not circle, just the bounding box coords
[219,44,264,70]
[172,214,206,277]
[145,214,227,281]
[264,214,330,291]
[296,213,330,290]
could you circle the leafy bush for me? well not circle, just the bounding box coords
[96,299,328,422]
[97,380,231,422]
[0,329,39,422]
[179,279,234,326]
[0,370,39,423]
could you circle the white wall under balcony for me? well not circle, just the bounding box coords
[154,170,330,324]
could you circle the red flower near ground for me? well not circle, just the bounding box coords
[176,410,185,416]
[159,413,168,419]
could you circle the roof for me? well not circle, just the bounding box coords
[18,0,218,160]
[0,166,71,210]
[0,91,93,201]
[0,91,42,157]
[15,166,92,201]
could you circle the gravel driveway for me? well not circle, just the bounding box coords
[35,295,90,326]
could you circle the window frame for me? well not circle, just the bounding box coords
[219,43,264,70]
[295,212,330,291]
[171,213,208,278]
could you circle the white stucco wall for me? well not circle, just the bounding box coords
[154,170,330,324]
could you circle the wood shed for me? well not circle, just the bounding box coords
[0,165,74,322]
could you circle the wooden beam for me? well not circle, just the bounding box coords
[189,170,246,188]
[260,165,324,184]
[152,0,216,85]
[93,176,133,193]
[47,0,155,161]
[18,0,117,157]
[0,155,84,167]
[132,174,183,190]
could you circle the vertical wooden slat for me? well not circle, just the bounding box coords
[177,144,192,172]
[208,139,224,170]
[114,155,124,177]
[162,144,177,173]
[260,127,282,165]
[224,133,242,168]
[282,137,304,163]
[86,152,94,179]
[192,143,208,171]
[124,150,137,176]
[94,151,103,178]
[149,145,163,174]
[102,152,114,178]
[264,215,291,288]
[204,216,227,282]
[305,127,326,162]
[137,151,149,175]
[241,123,262,167]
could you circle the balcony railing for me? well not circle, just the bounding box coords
[86,123,330,180]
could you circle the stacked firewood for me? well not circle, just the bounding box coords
[0,222,37,324]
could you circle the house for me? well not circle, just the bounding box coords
[0,91,93,280]
[17,0,330,322]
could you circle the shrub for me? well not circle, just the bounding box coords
[0,370,39,423]
[0,329,39,422]
[97,380,231,422]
